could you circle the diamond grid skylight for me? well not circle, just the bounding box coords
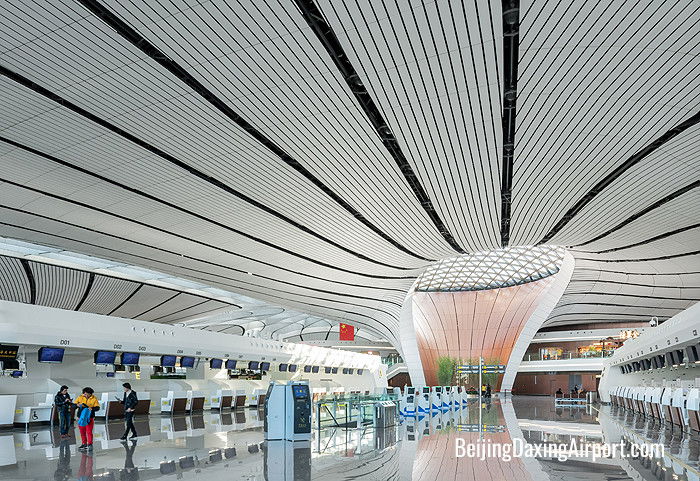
[414,245,565,292]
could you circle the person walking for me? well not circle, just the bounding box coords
[120,382,138,440]
[54,385,72,438]
[74,387,100,451]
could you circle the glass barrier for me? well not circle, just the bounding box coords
[522,350,615,361]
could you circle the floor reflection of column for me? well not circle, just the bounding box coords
[408,400,536,481]
[499,399,547,481]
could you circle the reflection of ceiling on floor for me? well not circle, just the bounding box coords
[0,1,698,348]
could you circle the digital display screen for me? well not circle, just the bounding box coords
[348,369,354,375]
[324,367,332,374]
[331,367,338,374]
[106,372,115,378]
[94,350,117,365]
[121,352,140,365]
[38,347,64,363]
[303,365,312,373]
[0,345,19,360]
[160,355,177,367]
[210,358,223,369]
[248,361,259,370]
[342,368,348,374]
[357,369,363,375]
[10,370,23,378]
[114,364,126,372]
[279,363,288,372]
[292,385,308,399]
[180,356,195,368]
[260,362,270,371]
[225,359,237,370]
[311,366,319,373]
[288,364,297,372]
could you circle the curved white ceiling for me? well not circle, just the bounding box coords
[0,0,698,348]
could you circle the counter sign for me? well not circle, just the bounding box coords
[0,345,19,360]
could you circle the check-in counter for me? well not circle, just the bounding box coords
[234,389,246,409]
[14,404,52,429]
[670,388,687,428]
[249,389,266,408]
[643,387,655,416]
[686,388,700,432]
[650,387,664,419]
[161,391,188,414]
[0,395,17,428]
[661,388,674,423]
[632,387,645,414]
[98,391,151,419]
[186,390,205,412]
[210,389,233,410]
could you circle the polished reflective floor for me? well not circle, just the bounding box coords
[1,397,698,480]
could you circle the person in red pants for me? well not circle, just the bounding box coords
[74,387,100,451]
[78,452,93,481]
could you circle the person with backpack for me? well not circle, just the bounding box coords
[120,382,138,440]
[54,385,72,437]
[74,387,100,451]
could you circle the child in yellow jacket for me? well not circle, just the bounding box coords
[74,387,100,450]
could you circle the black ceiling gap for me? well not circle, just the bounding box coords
[19,259,36,304]
[578,223,700,254]
[292,0,464,254]
[74,272,95,311]
[573,180,700,247]
[0,66,416,272]
[539,109,700,244]
[500,0,520,247]
[132,292,181,319]
[107,284,142,316]
[74,0,431,264]
[577,249,700,263]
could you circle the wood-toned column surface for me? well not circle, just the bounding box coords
[412,277,554,386]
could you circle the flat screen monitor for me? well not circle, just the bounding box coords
[288,364,297,372]
[180,356,195,368]
[120,352,140,365]
[94,350,117,365]
[128,365,140,372]
[342,368,349,374]
[225,359,237,370]
[38,347,64,363]
[10,370,23,378]
[303,365,312,373]
[114,364,126,372]
[292,384,309,399]
[260,362,270,371]
[153,365,163,373]
[248,361,259,370]
[324,367,332,374]
[160,355,177,367]
[2,359,19,370]
[348,368,354,375]
[106,372,115,378]
[311,366,319,373]
[279,363,288,372]
[210,358,223,369]
[331,367,338,374]
[357,369,363,375]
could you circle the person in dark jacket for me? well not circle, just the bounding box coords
[54,385,72,437]
[120,383,138,440]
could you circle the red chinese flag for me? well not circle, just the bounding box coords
[339,323,354,341]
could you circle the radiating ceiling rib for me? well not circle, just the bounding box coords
[74,0,437,263]
[512,1,700,245]
[0,66,424,272]
[294,0,467,253]
[0,3,444,267]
